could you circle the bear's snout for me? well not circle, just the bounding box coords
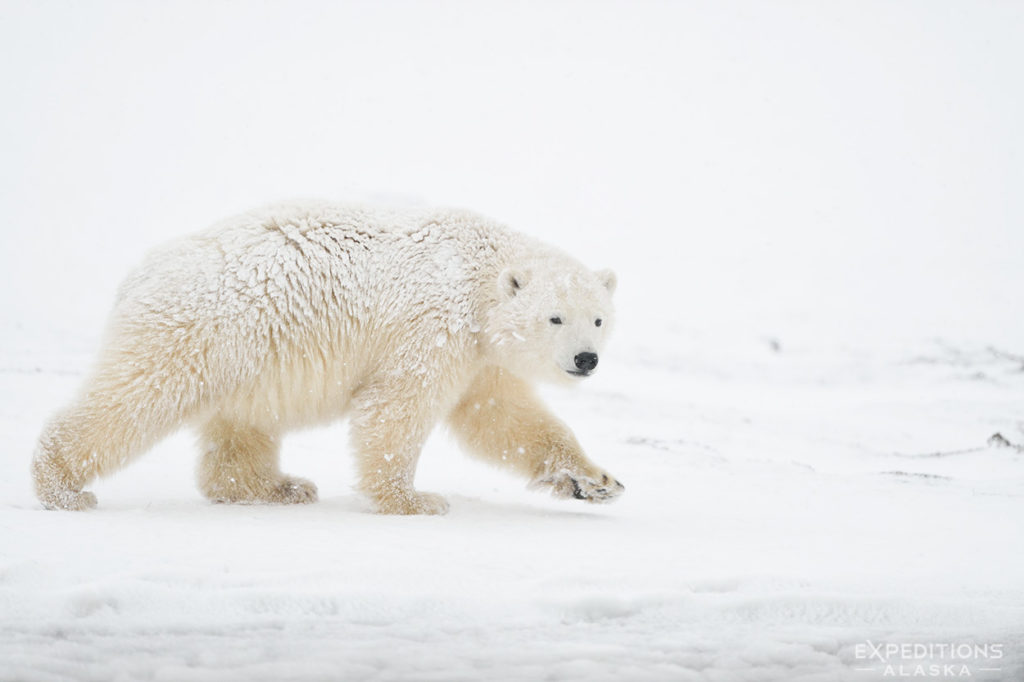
[573,352,598,373]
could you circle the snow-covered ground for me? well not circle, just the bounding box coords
[2,2,1023,680]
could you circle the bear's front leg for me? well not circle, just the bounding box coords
[448,366,624,504]
[350,382,449,515]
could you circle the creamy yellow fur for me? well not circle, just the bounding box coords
[31,202,622,514]
[449,367,622,498]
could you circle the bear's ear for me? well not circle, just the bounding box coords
[498,268,530,298]
[595,268,617,295]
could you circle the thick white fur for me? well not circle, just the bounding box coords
[31,202,622,514]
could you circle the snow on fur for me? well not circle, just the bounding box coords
[32,202,622,514]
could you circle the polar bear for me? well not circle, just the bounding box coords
[31,202,623,514]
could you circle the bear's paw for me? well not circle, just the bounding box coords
[41,489,98,511]
[531,469,625,504]
[374,490,450,515]
[274,476,319,504]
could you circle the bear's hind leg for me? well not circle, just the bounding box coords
[197,418,317,504]
[33,381,189,510]
[32,409,103,511]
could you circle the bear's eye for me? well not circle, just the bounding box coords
[549,317,562,325]
[595,318,602,327]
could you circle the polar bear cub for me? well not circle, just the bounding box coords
[31,202,623,514]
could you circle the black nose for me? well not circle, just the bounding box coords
[574,352,598,371]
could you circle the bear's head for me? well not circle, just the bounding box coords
[485,260,616,383]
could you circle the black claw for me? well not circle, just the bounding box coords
[571,478,586,499]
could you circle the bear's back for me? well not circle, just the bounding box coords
[104,202,520,426]
[117,201,512,321]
